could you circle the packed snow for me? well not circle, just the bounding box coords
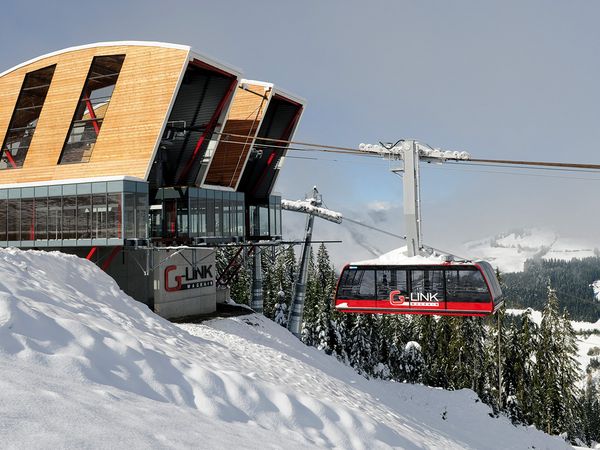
[282,198,343,223]
[352,246,456,266]
[465,228,598,273]
[0,248,571,449]
[357,142,471,161]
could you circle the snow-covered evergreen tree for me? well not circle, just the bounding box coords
[261,249,278,319]
[557,308,583,441]
[300,248,318,346]
[533,284,582,438]
[274,289,288,327]
[332,311,352,364]
[350,314,371,377]
[582,371,600,446]
[416,315,437,386]
[216,247,251,305]
[449,317,486,393]
[313,244,337,354]
[430,316,453,388]
[315,298,333,354]
[484,305,508,411]
[403,341,424,384]
[503,308,538,424]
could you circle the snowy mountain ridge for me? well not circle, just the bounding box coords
[0,249,570,449]
[464,228,598,273]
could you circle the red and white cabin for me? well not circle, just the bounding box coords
[334,260,503,317]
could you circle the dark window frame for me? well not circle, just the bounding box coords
[337,265,492,304]
[0,64,56,170]
[58,55,125,165]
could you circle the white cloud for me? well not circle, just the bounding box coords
[367,201,393,212]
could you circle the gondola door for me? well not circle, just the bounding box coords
[376,268,410,311]
[409,268,446,313]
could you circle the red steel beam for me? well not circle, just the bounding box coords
[84,93,100,135]
[250,105,303,196]
[101,246,122,271]
[216,245,245,285]
[4,150,17,169]
[86,247,98,260]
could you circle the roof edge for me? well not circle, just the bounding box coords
[189,49,243,78]
[240,79,275,89]
[273,86,307,106]
[0,41,191,78]
[0,175,146,190]
[241,79,306,106]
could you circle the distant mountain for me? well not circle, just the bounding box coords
[465,228,598,273]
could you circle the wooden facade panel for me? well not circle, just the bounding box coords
[0,44,189,184]
[204,84,271,189]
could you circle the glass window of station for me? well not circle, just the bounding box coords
[248,195,282,239]
[151,187,245,241]
[0,179,148,247]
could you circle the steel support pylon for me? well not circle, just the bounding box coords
[287,188,319,337]
[251,245,263,313]
[402,141,422,257]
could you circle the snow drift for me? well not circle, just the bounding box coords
[0,248,570,449]
[351,246,449,266]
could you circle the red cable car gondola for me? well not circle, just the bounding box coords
[334,254,503,317]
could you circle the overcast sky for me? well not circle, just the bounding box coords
[2,1,599,266]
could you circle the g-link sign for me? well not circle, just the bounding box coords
[389,290,440,307]
[164,264,214,292]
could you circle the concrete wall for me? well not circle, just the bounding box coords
[152,248,216,319]
[48,246,217,319]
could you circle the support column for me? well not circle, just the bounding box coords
[402,141,422,257]
[251,245,263,313]
[287,213,316,338]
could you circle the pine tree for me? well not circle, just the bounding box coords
[315,297,333,354]
[275,246,297,307]
[367,314,390,379]
[349,314,371,377]
[484,305,508,411]
[533,284,582,438]
[450,317,486,393]
[387,315,408,381]
[274,289,288,327]
[582,371,600,446]
[261,248,278,319]
[557,308,583,441]
[332,311,352,364]
[216,247,251,305]
[416,315,438,386]
[402,341,424,384]
[431,316,453,388]
[373,315,394,380]
[316,243,336,300]
[313,244,337,355]
[300,248,318,346]
[503,308,538,424]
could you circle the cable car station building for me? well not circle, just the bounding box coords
[0,42,304,318]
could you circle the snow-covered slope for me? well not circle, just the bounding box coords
[465,228,598,273]
[0,249,570,449]
[592,280,600,302]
